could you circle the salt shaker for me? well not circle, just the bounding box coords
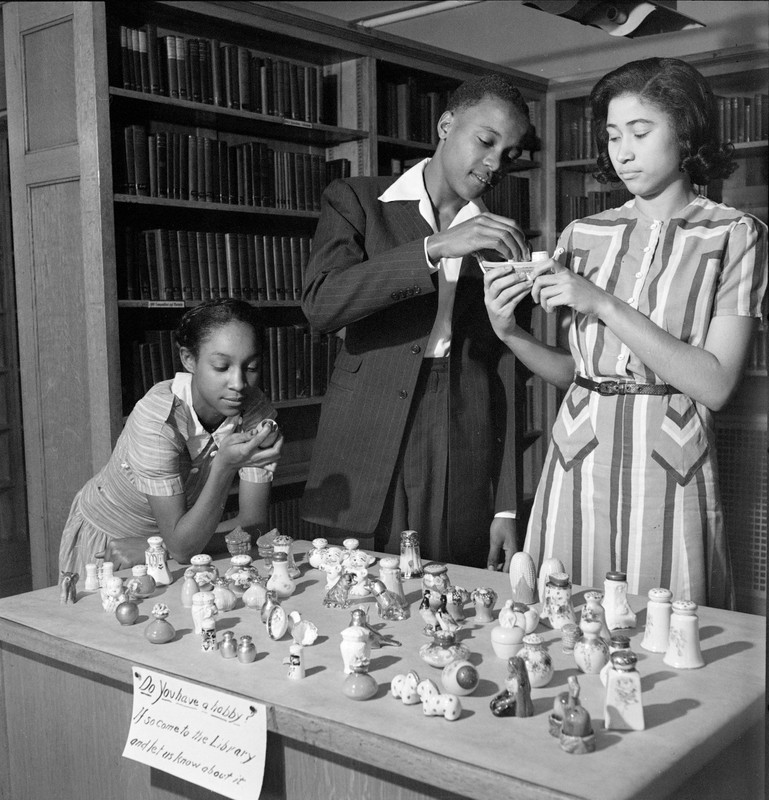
[220,631,238,659]
[83,563,100,593]
[509,551,537,605]
[191,591,217,635]
[399,530,423,579]
[537,556,565,610]
[378,556,407,604]
[641,587,673,653]
[284,644,305,680]
[599,633,631,686]
[602,571,636,630]
[369,578,409,621]
[663,600,705,669]
[604,650,645,730]
[145,536,172,586]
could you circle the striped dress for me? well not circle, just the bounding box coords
[58,373,275,578]
[524,196,768,609]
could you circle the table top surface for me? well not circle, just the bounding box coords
[0,542,765,800]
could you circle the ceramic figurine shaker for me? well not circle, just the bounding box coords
[580,590,611,641]
[369,578,409,621]
[191,590,217,635]
[540,572,576,630]
[509,551,537,604]
[490,655,534,718]
[641,587,673,653]
[471,586,497,623]
[559,675,596,754]
[284,644,305,680]
[663,600,705,669]
[200,617,219,652]
[602,571,637,630]
[145,536,172,585]
[59,571,78,605]
[340,621,370,674]
[145,603,175,644]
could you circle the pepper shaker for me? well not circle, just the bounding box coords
[641,587,673,653]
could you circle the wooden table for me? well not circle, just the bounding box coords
[0,543,764,800]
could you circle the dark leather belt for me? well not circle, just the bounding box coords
[574,374,679,396]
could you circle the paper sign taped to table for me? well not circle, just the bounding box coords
[123,666,267,800]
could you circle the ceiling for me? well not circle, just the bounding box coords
[269,1,768,81]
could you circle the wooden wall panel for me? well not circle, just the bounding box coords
[4,2,119,587]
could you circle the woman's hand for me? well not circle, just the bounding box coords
[102,536,151,571]
[215,425,284,472]
[531,262,610,317]
[483,265,533,341]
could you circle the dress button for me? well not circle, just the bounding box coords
[635,272,643,278]
[643,246,651,253]
[398,390,408,399]
[391,291,399,300]
[411,345,421,354]
[190,467,199,474]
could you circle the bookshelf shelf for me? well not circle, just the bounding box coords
[109,87,368,146]
[113,194,321,219]
[117,299,304,309]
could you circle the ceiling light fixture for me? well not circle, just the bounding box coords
[355,1,484,29]
[523,0,705,37]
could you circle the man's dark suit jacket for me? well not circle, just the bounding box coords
[300,175,524,567]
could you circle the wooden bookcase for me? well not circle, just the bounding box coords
[4,0,547,585]
[539,46,768,613]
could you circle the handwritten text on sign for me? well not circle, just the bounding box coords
[123,666,267,800]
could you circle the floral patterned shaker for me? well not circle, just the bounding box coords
[273,533,301,579]
[224,554,260,598]
[573,619,610,675]
[580,590,610,642]
[663,600,705,669]
[604,650,645,731]
[540,572,576,630]
[186,553,219,591]
[399,530,423,579]
[308,538,329,570]
[471,587,497,623]
[641,587,673,653]
[519,633,553,688]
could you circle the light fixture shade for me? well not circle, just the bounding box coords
[523,0,705,37]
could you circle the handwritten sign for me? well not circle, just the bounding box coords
[123,666,267,800]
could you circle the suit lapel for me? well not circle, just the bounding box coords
[384,200,434,244]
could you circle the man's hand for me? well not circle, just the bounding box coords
[487,517,517,572]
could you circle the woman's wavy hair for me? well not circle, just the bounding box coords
[590,57,737,186]
[174,298,262,359]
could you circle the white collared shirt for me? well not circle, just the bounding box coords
[379,158,485,358]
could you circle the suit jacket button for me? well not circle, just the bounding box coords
[411,345,421,354]
[391,291,400,300]
[406,288,414,296]
[414,286,422,294]
[398,390,408,399]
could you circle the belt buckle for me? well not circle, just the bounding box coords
[597,381,618,395]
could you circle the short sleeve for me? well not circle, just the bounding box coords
[713,215,768,318]
[120,390,185,496]
[239,465,275,483]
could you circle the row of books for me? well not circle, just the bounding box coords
[559,188,631,224]
[716,94,769,144]
[121,125,350,210]
[133,325,343,404]
[117,24,336,124]
[558,112,596,162]
[124,228,313,303]
[484,175,532,230]
[377,79,452,143]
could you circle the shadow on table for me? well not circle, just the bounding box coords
[643,697,700,728]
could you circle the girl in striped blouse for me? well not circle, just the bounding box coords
[59,299,283,579]
[484,58,767,608]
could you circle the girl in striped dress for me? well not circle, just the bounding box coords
[59,299,283,579]
[484,58,767,608]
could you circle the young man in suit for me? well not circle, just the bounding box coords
[300,74,533,570]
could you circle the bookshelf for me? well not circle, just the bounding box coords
[540,46,768,614]
[4,0,547,584]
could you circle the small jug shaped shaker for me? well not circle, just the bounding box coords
[602,571,636,630]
